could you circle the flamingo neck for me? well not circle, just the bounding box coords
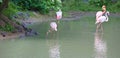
[105,12,109,21]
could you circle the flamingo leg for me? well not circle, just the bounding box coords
[96,22,102,32]
[100,24,103,32]
[96,24,99,32]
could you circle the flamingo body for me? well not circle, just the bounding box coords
[50,22,57,31]
[95,11,109,24]
[56,10,62,20]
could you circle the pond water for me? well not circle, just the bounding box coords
[0,15,120,58]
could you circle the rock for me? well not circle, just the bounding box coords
[19,34,25,39]
[14,25,24,32]
[1,32,7,37]
[25,28,39,36]
[25,12,30,20]
[12,15,18,19]
[17,12,30,20]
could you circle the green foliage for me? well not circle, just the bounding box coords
[109,1,120,12]
[89,0,112,7]
[62,0,101,11]
[62,0,120,12]
[0,24,15,32]
[2,2,20,18]
[88,0,120,12]
[11,0,62,14]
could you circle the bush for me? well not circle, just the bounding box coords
[2,2,20,19]
[109,1,120,12]
[62,0,101,11]
[62,0,120,13]
[11,0,62,14]
[0,23,15,32]
[89,0,112,7]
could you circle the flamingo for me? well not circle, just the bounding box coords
[56,9,62,20]
[95,11,110,24]
[47,22,57,35]
[50,22,58,31]
[95,11,110,32]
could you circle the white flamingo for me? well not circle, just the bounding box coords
[50,22,57,31]
[95,11,110,24]
[56,9,62,20]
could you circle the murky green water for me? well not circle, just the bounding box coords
[0,15,120,58]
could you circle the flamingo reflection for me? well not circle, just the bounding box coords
[46,30,60,58]
[94,28,107,58]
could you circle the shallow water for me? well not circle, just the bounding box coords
[0,16,120,58]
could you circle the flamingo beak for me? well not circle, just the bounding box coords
[107,12,110,16]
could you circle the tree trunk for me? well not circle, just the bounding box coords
[0,0,9,13]
[0,0,9,27]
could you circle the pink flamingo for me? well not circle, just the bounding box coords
[56,9,62,20]
[95,5,110,32]
[95,11,109,24]
[50,22,57,31]
[47,22,58,35]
